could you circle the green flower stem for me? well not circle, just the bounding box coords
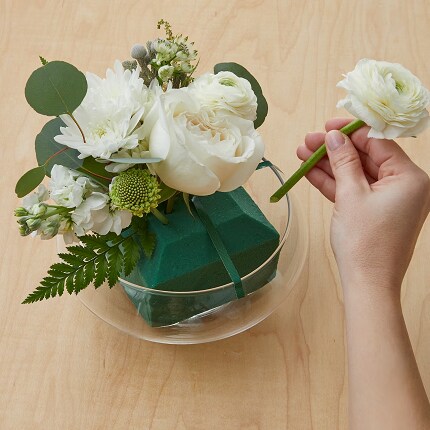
[270,119,366,203]
[43,205,72,217]
[165,195,176,214]
[151,207,169,225]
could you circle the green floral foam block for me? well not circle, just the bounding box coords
[121,187,280,327]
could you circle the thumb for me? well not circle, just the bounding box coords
[325,130,368,196]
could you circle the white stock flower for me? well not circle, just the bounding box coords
[71,191,132,236]
[337,59,430,139]
[22,184,49,213]
[90,206,133,235]
[50,165,98,208]
[144,85,264,195]
[55,60,152,159]
[189,72,258,121]
[71,192,109,236]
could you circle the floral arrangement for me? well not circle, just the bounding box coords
[16,19,430,313]
[15,20,269,304]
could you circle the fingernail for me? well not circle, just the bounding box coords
[326,130,345,151]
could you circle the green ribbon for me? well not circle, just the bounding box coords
[257,160,273,170]
[193,197,245,299]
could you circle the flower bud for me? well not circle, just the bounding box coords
[19,224,31,236]
[26,218,42,230]
[122,60,138,71]
[131,44,148,60]
[17,216,31,225]
[14,207,28,217]
[158,65,174,82]
[32,203,47,216]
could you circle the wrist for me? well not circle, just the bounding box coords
[341,274,403,316]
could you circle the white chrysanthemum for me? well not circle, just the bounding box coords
[189,72,258,121]
[54,60,152,159]
[337,59,430,139]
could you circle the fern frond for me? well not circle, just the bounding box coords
[22,234,140,304]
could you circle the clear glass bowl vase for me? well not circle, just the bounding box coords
[73,164,308,344]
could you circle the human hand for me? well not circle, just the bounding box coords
[297,118,430,292]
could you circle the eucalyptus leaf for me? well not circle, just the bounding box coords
[35,117,82,175]
[107,157,162,164]
[214,62,268,129]
[25,61,87,116]
[15,166,45,198]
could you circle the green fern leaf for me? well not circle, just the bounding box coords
[106,246,122,287]
[23,233,142,303]
[65,274,75,294]
[131,216,156,258]
[94,256,108,288]
[122,236,140,275]
[80,235,110,252]
[58,252,84,266]
[39,55,48,65]
[73,267,85,294]
[139,230,156,258]
[67,245,96,260]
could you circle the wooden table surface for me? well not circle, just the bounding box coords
[1,1,429,428]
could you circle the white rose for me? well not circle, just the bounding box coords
[144,86,264,196]
[337,59,430,139]
[189,71,258,121]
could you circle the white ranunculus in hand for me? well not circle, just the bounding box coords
[143,86,264,196]
[337,59,430,139]
[54,60,152,159]
[189,71,258,121]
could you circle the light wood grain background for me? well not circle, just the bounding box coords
[1,0,429,429]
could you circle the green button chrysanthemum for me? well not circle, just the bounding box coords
[109,168,161,217]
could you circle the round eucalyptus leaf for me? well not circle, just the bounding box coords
[15,166,45,198]
[35,117,83,175]
[25,61,87,116]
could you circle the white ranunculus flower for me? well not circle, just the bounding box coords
[55,60,152,159]
[144,86,264,196]
[337,59,430,139]
[189,71,258,121]
[50,164,99,208]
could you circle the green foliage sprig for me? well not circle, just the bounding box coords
[22,232,141,304]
